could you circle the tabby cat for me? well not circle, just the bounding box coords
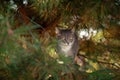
[55,27,79,58]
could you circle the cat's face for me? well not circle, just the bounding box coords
[56,28,75,46]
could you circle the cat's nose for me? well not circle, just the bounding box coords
[65,43,69,45]
[65,41,69,45]
[64,39,69,45]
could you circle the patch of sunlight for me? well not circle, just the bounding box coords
[57,59,64,64]
[47,47,58,58]
[78,28,97,40]
[86,69,93,73]
[92,30,105,43]
[86,60,100,73]
[78,28,105,43]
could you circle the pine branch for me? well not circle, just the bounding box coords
[78,54,120,69]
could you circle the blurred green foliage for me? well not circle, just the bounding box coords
[0,0,120,80]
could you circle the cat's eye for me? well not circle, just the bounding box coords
[59,36,65,40]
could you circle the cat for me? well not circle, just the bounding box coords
[55,27,85,71]
[55,27,79,58]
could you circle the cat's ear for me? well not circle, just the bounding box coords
[55,27,60,34]
[71,27,75,33]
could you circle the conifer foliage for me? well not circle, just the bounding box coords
[0,0,120,80]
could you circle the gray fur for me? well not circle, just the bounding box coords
[56,28,79,58]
